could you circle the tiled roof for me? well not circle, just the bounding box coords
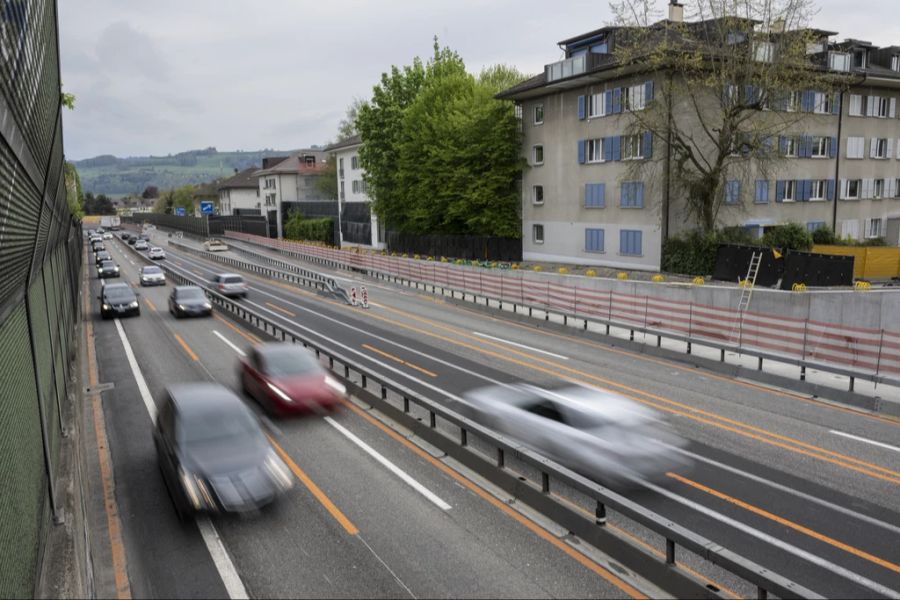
[255,150,328,176]
[324,134,362,152]
[217,167,259,191]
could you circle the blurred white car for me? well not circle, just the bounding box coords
[148,246,166,259]
[103,232,113,240]
[461,383,690,488]
[204,239,228,252]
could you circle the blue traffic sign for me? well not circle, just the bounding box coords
[175,207,185,216]
[200,201,214,215]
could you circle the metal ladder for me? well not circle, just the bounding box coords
[728,251,763,346]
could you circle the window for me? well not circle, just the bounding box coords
[589,93,605,118]
[532,145,544,165]
[619,230,643,256]
[783,136,798,157]
[585,228,605,253]
[754,41,774,63]
[875,96,890,118]
[360,180,368,195]
[304,156,316,166]
[874,179,885,199]
[724,180,741,204]
[896,179,900,198]
[843,179,860,199]
[351,156,359,170]
[846,137,865,159]
[532,185,544,204]
[754,180,769,204]
[625,84,645,111]
[584,183,605,208]
[813,92,835,114]
[893,56,900,72]
[783,180,796,202]
[352,180,360,194]
[809,180,825,201]
[811,136,828,158]
[533,104,544,125]
[591,41,609,54]
[807,221,826,233]
[622,135,643,160]
[587,139,605,163]
[620,181,644,208]
[849,94,863,116]
[828,52,851,71]
[807,42,824,54]
[785,91,801,112]
[532,224,544,244]
[866,218,883,238]
[853,49,867,69]
[726,31,747,45]
[872,138,889,159]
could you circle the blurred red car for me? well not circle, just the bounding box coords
[239,343,346,414]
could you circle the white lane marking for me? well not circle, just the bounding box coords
[830,430,900,454]
[674,447,900,537]
[324,416,452,511]
[473,331,568,360]
[213,330,246,356]
[640,479,899,598]
[112,319,249,600]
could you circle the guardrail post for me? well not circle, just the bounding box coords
[595,501,606,525]
[666,539,675,564]
[720,348,725,362]
[403,397,410,413]
[429,411,436,428]
[757,587,768,600]
[800,365,806,381]
[849,376,855,392]
[497,448,505,468]
[758,356,763,370]
[875,329,885,384]
[344,364,350,378]
[541,472,550,493]
[460,428,467,446]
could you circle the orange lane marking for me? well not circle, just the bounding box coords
[265,301,296,317]
[84,250,132,599]
[361,343,437,378]
[266,435,359,535]
[457,303,900,428]
[213,314,260,344]
[173,332,199,361]
[668,472,900,575]
[337,398,645,599]
[366,305,900,485]
[144,298,157,312]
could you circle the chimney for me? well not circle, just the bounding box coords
[668,0,684,23]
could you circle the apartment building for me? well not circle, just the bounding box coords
[217,167,260,216]
[498,4,900,270]
[325,134,384,248]
[254,150,328,237]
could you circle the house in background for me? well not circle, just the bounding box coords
[498,4,900,270]
[254,150,329,237]
[325,134,383,248]
[217,167,261,215]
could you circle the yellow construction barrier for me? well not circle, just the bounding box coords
[854,280,871,290]
[651,274,665,282]
[813,245,900,279]
[617,272,628,280]
[791,282,807,292]
[692,276,705,285]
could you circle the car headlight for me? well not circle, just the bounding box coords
[266,382,293,403]
[113,267,119,272]
[178,467,214,510]
[178,304,187,310]
[129,301,139,308]
[102,304,110,310]
[263,451,293,490]
[203,303,212,309]
[324,376,346,396]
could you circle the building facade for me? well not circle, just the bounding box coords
[254,150,328,237]
[499,7,900,270]
[217,167,261,216]
[325,134,384,248]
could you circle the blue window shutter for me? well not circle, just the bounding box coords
[800,180,810,201]
[801,135,812,158]
[585,229,592,250]
[620,182,629,207]
[578,95,586,120]
[635,231,642,255]
[826,179,835,201]
[636,182,644,208]
[775,92,787,111]
[620,230,628,254]
[584,183,592,206]
[612,88,622,113]
[605,90,613,115]
[755,180,768,203]
[612,136,622,161]
[602,136,612,160]
[596,183,605,207]
[828,136,837,158]
[801,90,814,112]
[831,94,840,115]
[578,140,586,164]
[775,180,785,202]
[779,136,788,155]
[642,132,653,158]
[644,81,654,103]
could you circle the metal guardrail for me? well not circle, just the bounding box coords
[116,236,824,599]
[225,235,900,397]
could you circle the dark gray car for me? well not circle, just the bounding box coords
[99,283,140,319]
[168,285,212,318]
[153,383,293,518]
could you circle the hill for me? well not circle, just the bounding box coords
[72,147,304,195]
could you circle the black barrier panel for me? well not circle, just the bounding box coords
[712,244,783,287]
[342,221,371,245]
[780,251,854,289]
[210,215,269,238]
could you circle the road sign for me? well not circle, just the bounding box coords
[175,207,185,216]
[200,201,214,215]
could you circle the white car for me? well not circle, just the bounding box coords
[461,383,690,488]
[204,239,228,252]
[103,232,113,240]
[134,240,149,251]
[148,247,166,260]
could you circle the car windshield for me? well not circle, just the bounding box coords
[180,405,261,447]
[101,260,115,268]
[177,288,206,300]
[262,348,321,377]
[105,288,135,302]
[221,276,243,284]
[142,266,162,274]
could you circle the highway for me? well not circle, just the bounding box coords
[89,229,900,598]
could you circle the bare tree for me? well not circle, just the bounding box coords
[337,98,368,140]
[609,0,846,232]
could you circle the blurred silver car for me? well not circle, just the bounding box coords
[461,383,689,488]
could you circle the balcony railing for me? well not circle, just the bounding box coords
[545,53,587,82]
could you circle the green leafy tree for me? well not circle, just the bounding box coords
[610,0,844,233]
[64,162,84,219]
[84,193,115,215]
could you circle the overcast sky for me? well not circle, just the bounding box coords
[59,0,900,160]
